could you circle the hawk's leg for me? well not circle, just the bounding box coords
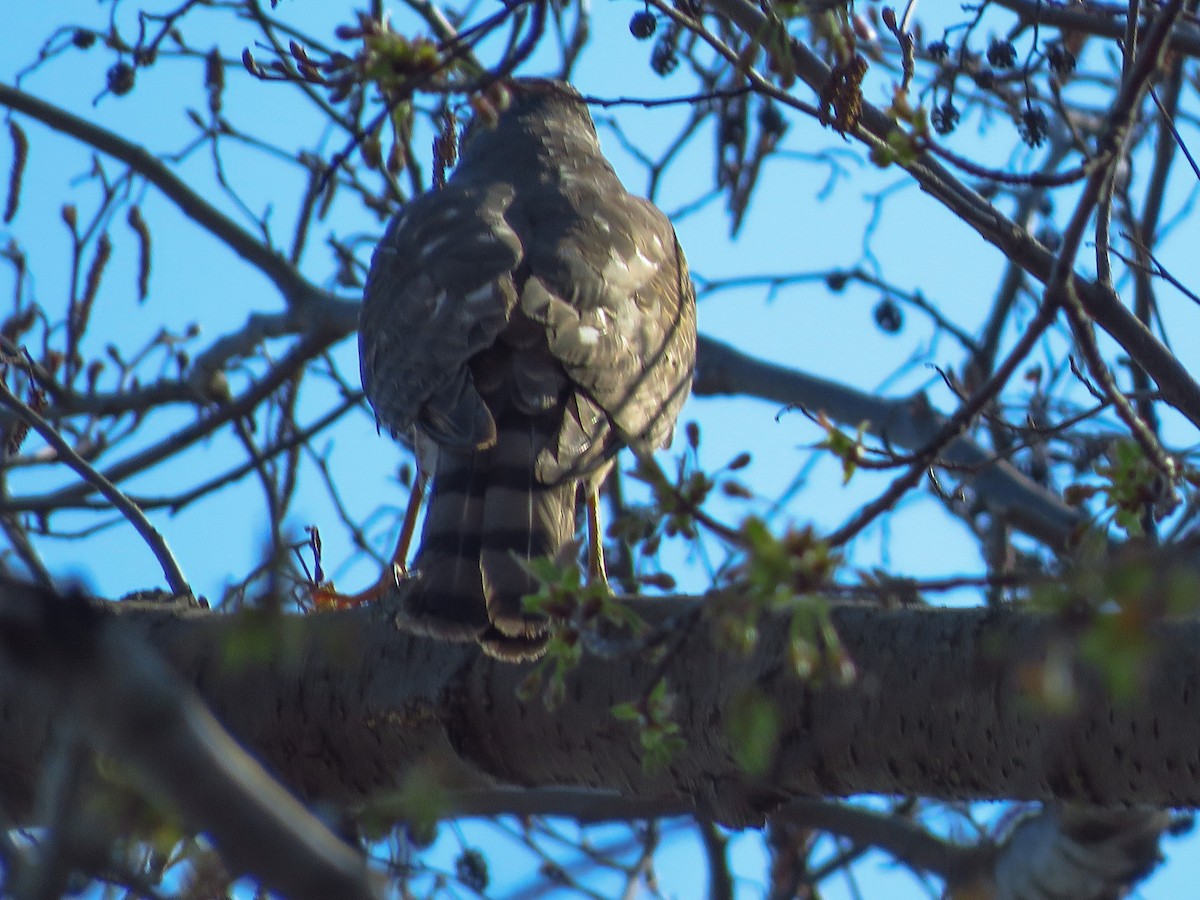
[314,474,427,609]
[378,470,427,583]
[585,483,611,591]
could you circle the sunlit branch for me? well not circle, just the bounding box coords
[244,0,358,136]
[694,336,1086,551]
[1051,0,1184,480]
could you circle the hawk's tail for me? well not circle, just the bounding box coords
[409,448,492,638]
[480,413,576,655]
[411,412,576,660]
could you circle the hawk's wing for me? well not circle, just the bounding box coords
[516,189,697,484]
[359,180,523,450]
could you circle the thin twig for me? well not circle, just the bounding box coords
[0,376,190,595]
[1,332,332,515]
[0,82,326,313]
[705,0,1200,431]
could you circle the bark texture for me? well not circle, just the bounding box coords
[2,583,1199,828]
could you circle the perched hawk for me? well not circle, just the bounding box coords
[359,79,696,659]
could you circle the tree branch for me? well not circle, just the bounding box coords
[0,376,191,595]
[0,580,379,900]
[0,82,329,315]
[3,584,1200,830]
[704,0,1200,433]
[694,335,1086,551]
[0,331,334,514]
[992,0,1200,57]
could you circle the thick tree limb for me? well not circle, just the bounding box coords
[3,584,1199,832]
[0,581,379,900]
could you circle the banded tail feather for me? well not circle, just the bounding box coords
[411,410,576,660]
[406,447,490,637]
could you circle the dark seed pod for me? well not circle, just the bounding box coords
[650,24,680,76]
[630,11,656,39]
[873,298,903,334]
[107,62,136,96]
[1047,42,1076,75]
[931,100,959,136]
[987,39,1017,68]
[1019,107,1048,147]
[758,102,786,137]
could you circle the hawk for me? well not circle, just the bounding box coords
[359,78,696,659]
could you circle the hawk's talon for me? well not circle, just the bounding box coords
[310,478,425,610]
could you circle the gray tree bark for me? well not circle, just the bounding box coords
[3,580,1198,832]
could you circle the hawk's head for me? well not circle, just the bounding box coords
[458,78,601,169]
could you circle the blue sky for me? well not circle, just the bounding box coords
[4,1,1200,896]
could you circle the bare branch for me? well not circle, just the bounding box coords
[694,336,1087,551]
[0,373,190,595]
[0,331,334,515]
[0,82,330,315]
[705,0,1200,433]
